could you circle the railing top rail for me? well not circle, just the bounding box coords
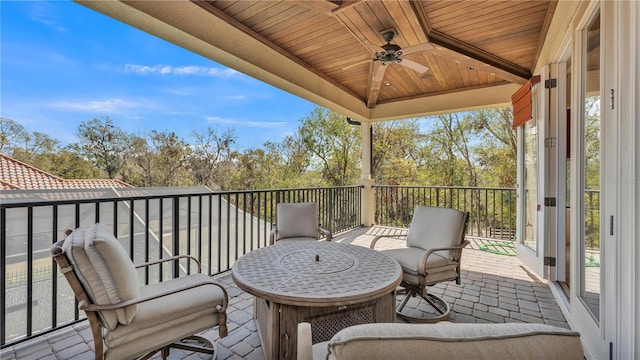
[0,185,364,209]
[373,185,517,191]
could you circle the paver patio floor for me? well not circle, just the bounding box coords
[1,226,569,360]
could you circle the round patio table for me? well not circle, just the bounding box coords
[232,241,402,360]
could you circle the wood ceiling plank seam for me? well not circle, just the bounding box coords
[310,52,372,69]
[403,66,432,95]
[279,23,347,52]
[433,2,546,31]
[382,1,423,46]
[216,0,254,17]
[421,52,448,90]
[426,1,502,25]
[233,1,283,24]
[352,3,389,44]
[194,1,362,102]
[284,0,338,14]
[385,67,415,96]
[396,0,429,43]
[263,11,324,38]
[250,5,310,33]
[469,68,480,85]
[331,0,364,15]
[425,0,481,19]
[411,1,433,36]
[459,63,473,88]
[421,0,466,13]
[449,10,550,40]
[428,30,531,82]
[531,0,557,71]
[432,53,457,91]
[446,57,466,89]
[454,9,550,37]
[210,1,236,12]
[268,14,339,43]
[478,70,488,84]
[297,39,367,64]
[334,12,375,50]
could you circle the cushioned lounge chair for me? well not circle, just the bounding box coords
[370,205,469,322]
[52,223,228,359]
[269,202,332,245]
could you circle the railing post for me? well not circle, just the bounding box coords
[328,188,335,234]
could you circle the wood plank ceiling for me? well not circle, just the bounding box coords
[196,0,556,109]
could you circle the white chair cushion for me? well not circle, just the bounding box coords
[276,202,319,240]
[62,223,139,330]
[381,247,455,275]
[325,322,583,360]
[406,206,466,250]
[104,273,226,359]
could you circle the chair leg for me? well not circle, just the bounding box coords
[138,336,217,360]
[396,287,451,323]
[169,335,216,356]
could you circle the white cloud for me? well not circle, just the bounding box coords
[205,116,288,128]
[224,95,247,101]
[48,98,142,113]
[27,3,66,32]
[124,64,241,78]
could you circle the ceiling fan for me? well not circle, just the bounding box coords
[371,30,430,74]
[343,30,433,107]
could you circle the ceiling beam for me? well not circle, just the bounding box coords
[410,2,531,84]
[427,33,531,84]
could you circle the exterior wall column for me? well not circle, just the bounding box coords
[358,121,375,226]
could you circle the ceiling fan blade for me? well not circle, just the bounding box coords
[342,59,372,70]
[399,59,429,74]
[401,42,434,55]
[367,62,387,108]
[372,62,387,83]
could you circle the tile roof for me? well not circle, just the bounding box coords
[0,154,132,190]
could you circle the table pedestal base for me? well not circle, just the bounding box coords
[255,291,396,360]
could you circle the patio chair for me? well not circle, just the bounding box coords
[370,205,469,323]
[269,202,332,245]
[51,223,228,360]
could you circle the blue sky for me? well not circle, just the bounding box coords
[1,1,317,150]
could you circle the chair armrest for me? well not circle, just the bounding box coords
[79,278,229,315]
[419,239,470,275]
[135,255,202,273]
[269,226,277,245]
[370,233,408,249]
[297,322,313,360]
[319,226,332,241]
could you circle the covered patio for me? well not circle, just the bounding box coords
[1,226,569,360]
[2,1,639,358]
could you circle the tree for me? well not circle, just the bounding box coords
[299,107,361,186]
[11,132,61,168]
[372,120,424,185]
[471,108,517,187]
[190,127,237,190]
[0,117,29,154]
[148,130,193,187]
[73,117,129,179]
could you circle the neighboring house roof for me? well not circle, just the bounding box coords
[0,153,132,190]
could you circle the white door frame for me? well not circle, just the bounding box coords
[516,68,548,278]
[569,2,617,358]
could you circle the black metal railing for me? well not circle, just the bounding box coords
[0,185,361,347]
[374,185,517,239]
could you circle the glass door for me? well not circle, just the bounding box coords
[516,75,546,277]
[580,10,601,323]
